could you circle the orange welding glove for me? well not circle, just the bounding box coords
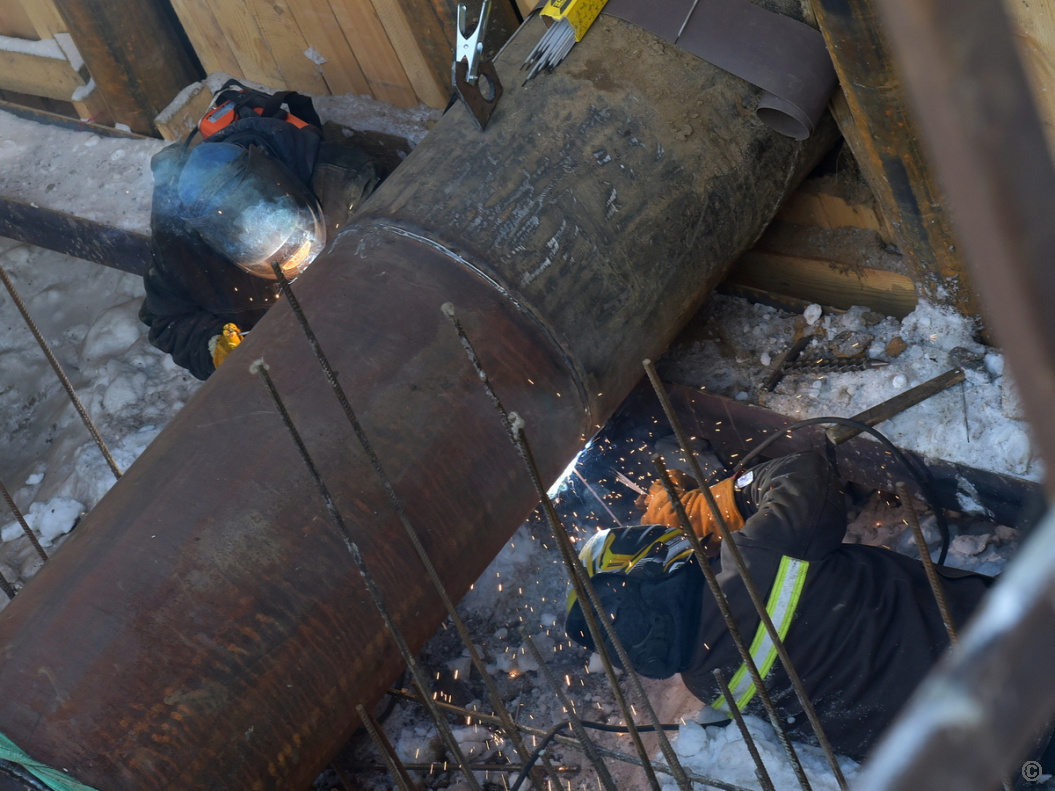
[210,323,242,370]
[640,474,745,554]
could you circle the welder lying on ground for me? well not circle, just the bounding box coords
[139,82,386,380]
[565,451,1019,762]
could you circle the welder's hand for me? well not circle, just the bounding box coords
[640,475,745,552]
[210,323,242,370]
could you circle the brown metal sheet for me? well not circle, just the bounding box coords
[606,0,837,139]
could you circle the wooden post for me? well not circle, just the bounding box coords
[48,0,200,135]
[808,0,983,322]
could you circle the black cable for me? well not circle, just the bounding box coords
[729,416,951,566]
[509,719,680,791]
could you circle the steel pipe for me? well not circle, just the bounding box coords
[0,12,834,790]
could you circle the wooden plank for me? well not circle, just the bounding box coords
[0,38,84,101]
[727,249,918,318]
[205,0,287,88]
[0,0,37,39]
[776,178,891,239]
[809,0,984,322]
[368,0,448,107]
[70,79,113,124]
[244,0,328,94]
[284,0,369,96]
[49,0,200,135]
[1006,0,1055,158]
[168,0,242,78]
[153,80,212,141]
[17,0,66,38]
[329,0,418,106]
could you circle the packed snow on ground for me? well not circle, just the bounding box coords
[0,98,1039,789]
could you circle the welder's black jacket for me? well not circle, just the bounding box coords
[680,452,993,761]
[139,118,385,380]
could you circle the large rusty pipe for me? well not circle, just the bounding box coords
[0,13,834,790]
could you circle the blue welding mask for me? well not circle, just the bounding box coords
[177,142,325,280]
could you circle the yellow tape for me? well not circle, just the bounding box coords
[539,0,609,40]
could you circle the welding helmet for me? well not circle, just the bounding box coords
[565,525,704,679]
[177,142,325,280]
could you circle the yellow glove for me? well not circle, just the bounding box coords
[639,474,745,554]
[210,323,242,370]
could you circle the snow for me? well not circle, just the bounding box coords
[658,296,1042,482]
[0,91,1039,790]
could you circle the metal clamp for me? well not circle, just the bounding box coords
[453,1,503,130]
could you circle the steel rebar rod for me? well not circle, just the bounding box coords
[0,478,47,562]
[895,482,956,644]
[0,260,121,480]
[442,303,665,790]
[573,468,624,527]
[270,265,552,791]
[523,634,620,791]
[652,456,812,791]
[713,667,777,791]
[388,688,758,791]
[443,302,691,791]
[354,703,416,791]
[513,416,670,791]
[251,358,483,791]
[645,358,847,790]
[0,569,15,600]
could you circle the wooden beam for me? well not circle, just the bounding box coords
[808,0,983,322]
[70,79,113,124]
[17,0,65,38]
[775,176,892,241]
[48,0,201,135]
[727,249,918,318]
[0,35,83,101]
[153,80,212,142]
[0,0,36,39]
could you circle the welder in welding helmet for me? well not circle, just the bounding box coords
[177,141,326,281]
[636,469,746,557]
[565,526,705,679]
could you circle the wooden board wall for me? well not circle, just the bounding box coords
[168,0,518,109]
[0,0,111,122]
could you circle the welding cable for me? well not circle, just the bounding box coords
[728,416,951,566]
[509,719,683,791]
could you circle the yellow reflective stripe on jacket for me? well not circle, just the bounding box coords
[711,556,809,716]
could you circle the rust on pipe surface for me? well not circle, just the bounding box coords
[0,13,834,791]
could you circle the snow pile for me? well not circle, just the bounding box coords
[0,108,164,233]
[0,239,201,593]
[663,715,859,791]
[0,497,83,546]
[658,295,1041,482]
